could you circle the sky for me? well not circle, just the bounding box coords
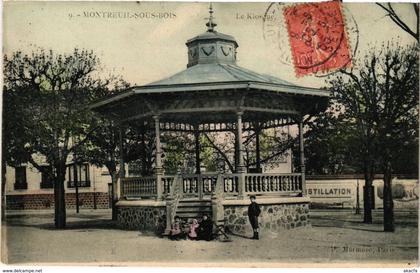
[3,2,418,88]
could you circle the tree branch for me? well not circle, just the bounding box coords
[203,133,235,173]
[377,3,418,41]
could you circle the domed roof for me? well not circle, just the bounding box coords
[146,63,294,86]
[186,31,238,47]
[89,4,330,122]
[185,4,238,68]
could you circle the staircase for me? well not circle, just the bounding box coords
[175,198,212,221]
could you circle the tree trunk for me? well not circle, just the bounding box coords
[383,163,395,232]
[54,172,66,229]
[1,157,6,222]
[111,172,118,221]
[363,171,374,224]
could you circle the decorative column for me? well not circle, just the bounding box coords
[236,112,246,199]
[298,120,306,196]
[154,115,163,200]
[194,127,201,175]
[255,125,261,173]
[140,122,147,176]
[194,125,203,200]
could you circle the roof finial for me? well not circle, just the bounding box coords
[206,3,217,32]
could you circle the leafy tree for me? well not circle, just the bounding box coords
[161,132,194,174]
[301,110,358,175]
[303,105,418,176]
[328,43,419,231]
[81,116,151,220]
[203,132,236,172]
[199,135,218,172]
[3,48,117,228]
[201,128,294,174]
[162,132,218,174]
[244,127,293,172]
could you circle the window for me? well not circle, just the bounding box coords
[67,163,90,187]
[40,166,54,189]
[14,166,27,190]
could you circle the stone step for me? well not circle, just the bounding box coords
[174,198,213,221]
[176,206,212,213]
[179,197,212,202]
[176,212,213,220]
[177,201,212,207]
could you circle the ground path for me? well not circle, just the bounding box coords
[2,209,418,266]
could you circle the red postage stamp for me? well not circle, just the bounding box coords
[283,1,352,77]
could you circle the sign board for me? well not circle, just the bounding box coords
[307,178,419,209]
[306,180,358,208]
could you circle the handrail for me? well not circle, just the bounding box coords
[211,174,226,228]
[244,173,302,195]
[214,173,225,199]
[245,173,302,177]
[181,173,218,197]
[122,173,303,199]
[222,173,240,195]
[171,175,182,222]
[165,175,181,233]
[162,175,175,195]
[121,176,157,199]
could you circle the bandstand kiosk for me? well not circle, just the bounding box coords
[90,6,329,235]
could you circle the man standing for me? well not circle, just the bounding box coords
[248,195,261,240]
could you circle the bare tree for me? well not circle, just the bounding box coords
[329,43,419,231]
[377,3,419,42]
[3,48,119,228]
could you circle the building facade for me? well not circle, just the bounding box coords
[5,162,112,210]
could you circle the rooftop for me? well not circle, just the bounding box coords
[146,63,295,86]
[89,4,329,114]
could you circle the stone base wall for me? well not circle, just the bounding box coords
[6,192,110,210]
[117,206,166,232]
[224,202,310,236]
[115,199,310,236]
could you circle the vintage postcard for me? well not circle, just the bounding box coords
[2,1,418,268]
